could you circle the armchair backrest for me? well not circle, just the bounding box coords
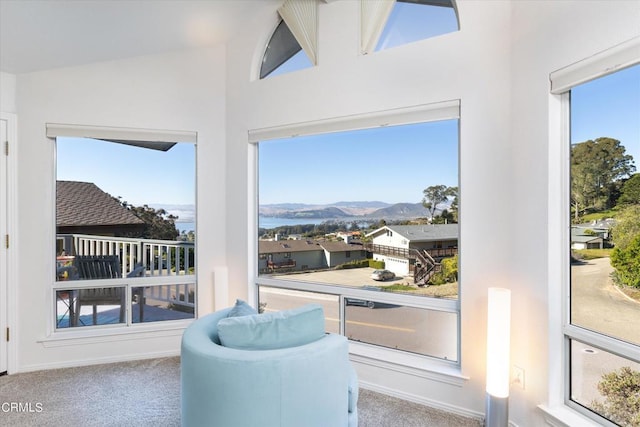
[74,255,122,279]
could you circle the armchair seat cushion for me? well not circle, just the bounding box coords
[217,303,325,350]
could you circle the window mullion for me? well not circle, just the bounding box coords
[564,324,640,364]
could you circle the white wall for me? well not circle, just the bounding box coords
[226,0,512,420]
[224,0,640,425]
[13,47,227,371]
[508,2,639,425]
[0,71,17,113]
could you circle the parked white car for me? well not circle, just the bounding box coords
[370,269,395,281]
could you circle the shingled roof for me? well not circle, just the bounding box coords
[57,180,144,227]
[366,224,459,242]
[258,239,364,254]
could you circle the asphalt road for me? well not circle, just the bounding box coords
[571,257,640,345]
[569,257,640,406]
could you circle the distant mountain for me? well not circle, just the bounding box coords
[154,201,441,223]
[260,203,314,210]
[275,206,350,219]
[258,201,442,220]
[259,201,390,217]
[370,203,429,218]
[331,201,390,208]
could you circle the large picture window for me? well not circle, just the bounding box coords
[50,125,197,330]
[253,103,460,364]
[560,58,639,425]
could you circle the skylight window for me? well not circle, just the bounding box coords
[260,19,313,79]
[260,0,318,79]
[373,0,459,53]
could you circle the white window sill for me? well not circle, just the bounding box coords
[349,341,468,387]
[538,404,606,427]
[39,319,192,347]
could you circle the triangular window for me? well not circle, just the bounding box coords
[260,19,313,79]
[261,0,318,79]
[362,0,459,55]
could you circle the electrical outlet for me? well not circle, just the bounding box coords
[512,366,525,389]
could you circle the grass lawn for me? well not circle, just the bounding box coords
[378,281,458,298]
[573,248,612,260]
[619,285,640,302]
[579,209,617,222]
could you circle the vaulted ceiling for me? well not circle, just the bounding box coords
[0,0,280,74]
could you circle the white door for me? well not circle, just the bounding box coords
[0,116,8,374]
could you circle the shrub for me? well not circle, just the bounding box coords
[610,235,640,288]
[369,259,385,269]
[592,366,640,426]
[427,255,458,286]
[335,259,369,270]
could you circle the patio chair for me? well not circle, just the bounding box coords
[67,255,145,326]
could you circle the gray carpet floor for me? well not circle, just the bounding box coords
[0,357,482,426]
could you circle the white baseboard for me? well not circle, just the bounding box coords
[359,380,485,423]
[16,349,180,373]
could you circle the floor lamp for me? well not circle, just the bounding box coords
[485,287,511,427]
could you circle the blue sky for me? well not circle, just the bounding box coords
[259,119,459,205]
[571,63,640,166]
[375,2,458,51]
[57,138,195,207]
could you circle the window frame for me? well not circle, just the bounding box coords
[47,124,198,337]
[248,100,466,378]
[545,37,640,426]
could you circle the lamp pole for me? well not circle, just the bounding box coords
[485,287,511,427]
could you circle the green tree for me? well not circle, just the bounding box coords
[618,173,640,206]
[610,205,640,288]
[591,366,640,427]
[611,205,640,250]
[571,138,636,219]
[422,185,457,221]
[610,235,640,288]
[179,230,195,242]
[118,199,179,240]
[448,186,459,222]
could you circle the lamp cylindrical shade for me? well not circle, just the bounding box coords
[485,287,511,398]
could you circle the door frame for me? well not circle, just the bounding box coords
[0,112,18,374]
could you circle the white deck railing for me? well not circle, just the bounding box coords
[57,233,195,277]
[56,233,196,316]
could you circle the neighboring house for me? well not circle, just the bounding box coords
[320,241,366,268]
[570,219,615,250]
[573,219,615,241]
[336,231,362,243]
[571,227,604,250]
[258,239,366,273]
[57,180,145,238]
[365,224,458,277]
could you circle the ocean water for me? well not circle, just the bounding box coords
[177,222,196,233]
[176,217,369,233]
[259,217,327,229]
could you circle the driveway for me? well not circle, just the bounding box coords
[571,257,640,345]
[570,257,640,405]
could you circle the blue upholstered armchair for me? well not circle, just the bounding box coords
[181,303,358,427]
